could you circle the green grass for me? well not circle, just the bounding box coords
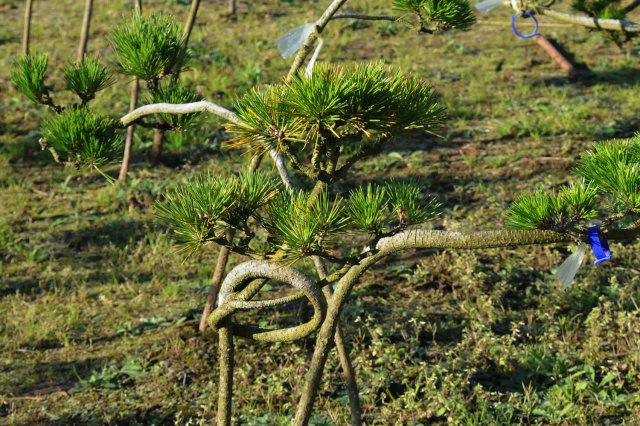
[1,0,640,424]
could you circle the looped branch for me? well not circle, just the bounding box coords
[208,260,327,342]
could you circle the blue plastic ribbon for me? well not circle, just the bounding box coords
[511,11,541,39]
[587,225,612,265]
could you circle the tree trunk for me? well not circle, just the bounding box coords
[22,0,33,55]
[198,230,234,332]
[119,0,142,181]
[150,127,164,166]
[182,0,201,47]
[533,34,577,78]
[119,78,140,181]
[77,0,93,61]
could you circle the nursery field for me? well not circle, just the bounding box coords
[2,0,640,424]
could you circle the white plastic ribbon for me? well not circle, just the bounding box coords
[276,23,314,59]
[555,243,586,290]
[475,0,504,15]
[305,38,323,77]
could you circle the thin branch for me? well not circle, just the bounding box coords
[22,0,33,55]
[286,0,349,81]
[217,325,234,426]
[181,0,201,47]
[77,0,93,61]
[331,13,399,21]
[314,256,362,426]
[119,76,140,181]
[119,100,242,127]
[539,7,640,32]
[270,149,294,190]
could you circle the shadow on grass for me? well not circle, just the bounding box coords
[57,219,148,251]
[535,67,640,88]
[5,357,109,397]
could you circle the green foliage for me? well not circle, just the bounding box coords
[393,0,476,32]
[505,182,599,231]
[227,85,306,155]
[508,136,640,230]
[41,107,121,167]
[10,53,49,104]
[229,63,444,162]
[155,175,237,253]
[559,180,599,221]
[572,0,624,19]
[156,173,280,254]
[575,137,640,211]
[385,179,442,225]
[111,11,188,82]
[265,189,348,260]
[348,184,391,234]
[232,171,281,223]
[64,57,115,103]
[149,81,203,130]
[70,357,146,392]
[506,191,564,230]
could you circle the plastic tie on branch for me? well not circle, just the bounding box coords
[587,225,612,265]
[555,225,612,290]
[276,23,315,58]
[475,0,504,15]
[511,11,540,39]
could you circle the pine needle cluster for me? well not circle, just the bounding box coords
[507,135,640,231]
[10,53,50,104]
[156,173,281,255]
[111,11,188,82]
[64,57,115,104]
[348,181,441,234]
[42,107,121,167]
[265,189,349,261]
[393,0,476,32]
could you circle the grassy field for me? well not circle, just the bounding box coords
[1,0,640,424]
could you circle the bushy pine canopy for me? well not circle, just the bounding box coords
[227,63,445,157]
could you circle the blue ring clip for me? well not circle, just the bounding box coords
[587,225,612,265]
[511,11,540,39]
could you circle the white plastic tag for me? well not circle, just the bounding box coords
[475,0,504,15]
[276,23,314,59]
[555,243,586,290]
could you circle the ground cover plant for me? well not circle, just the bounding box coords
[2,0,640,424]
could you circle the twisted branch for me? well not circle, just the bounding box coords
[292,225,640,424]
[208,260,327,342]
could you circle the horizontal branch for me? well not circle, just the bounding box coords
[119,100,242,127]
[331,13,399,21]
[539,8,640,32]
